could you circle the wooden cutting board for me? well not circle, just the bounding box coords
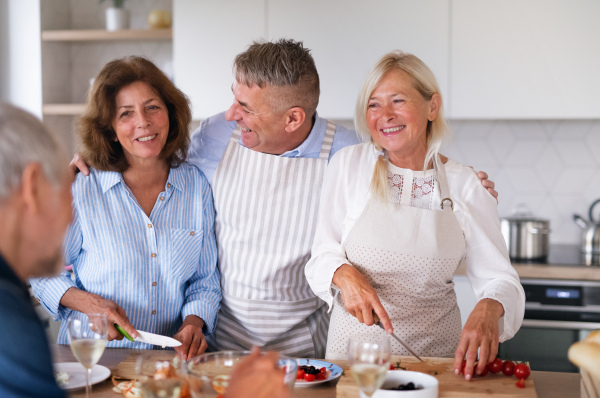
[113,351,179,379]
[337,356,537,398]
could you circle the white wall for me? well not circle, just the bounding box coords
[0,0,42,118]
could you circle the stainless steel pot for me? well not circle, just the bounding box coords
[573,199,600,255]
[500,215,550,262]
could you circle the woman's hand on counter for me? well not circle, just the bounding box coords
[332,264,393,333]
[173,315,207,360]
[454,298,505,381]
[59,287,137,341]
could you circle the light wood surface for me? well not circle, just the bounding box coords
[51,345,580,398]
[455,262,600,282]
[41,29,172,42]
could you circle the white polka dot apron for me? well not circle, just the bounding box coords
[326,155,466,359]
[207,121,336,358]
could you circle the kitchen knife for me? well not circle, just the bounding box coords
[135,330,182,348]
[373,314,424,362]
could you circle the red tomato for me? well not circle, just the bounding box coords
[487,358,503,374]
[389,364,395,371]
[316,373,327,380]
[304,373,316,382]
[476,363,489,377]
[296,369,305,380]
[516,378,526,388]
[320,367,327,374]
[502,361,516,377]
[514,364,531,380]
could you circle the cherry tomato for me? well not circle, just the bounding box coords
[487,358,503,374]
[389,364,396,371]
[316,373,327,380]
[502,360,516,377]
[320,367,327,374]
[514,363,531,380]
[476,363,489,377]
[296,369,305,380]
[516,378,526,388]
[304,373,316,382]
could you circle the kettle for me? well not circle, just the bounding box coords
[573,199,600,254]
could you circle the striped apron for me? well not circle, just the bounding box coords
[326,156,466,359]
[207,121,336,358]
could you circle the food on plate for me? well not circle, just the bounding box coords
[113,380,143,398]
[54,370,70,388]
[383,382,424,391]
[568,329,600,379]
[297,365,328,381]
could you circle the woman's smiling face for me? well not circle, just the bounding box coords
[112,81,170,165]
[367,69,440,167]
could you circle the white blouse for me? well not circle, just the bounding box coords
[305,142,525,342]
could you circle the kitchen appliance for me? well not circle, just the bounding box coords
[501,206,550,262]
[499,278,600,372]
[573,199,600,259]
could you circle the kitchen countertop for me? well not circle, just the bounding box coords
[51,345,581,398]
[455,262,600,281]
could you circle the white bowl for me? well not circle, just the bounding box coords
[372,370,438,398]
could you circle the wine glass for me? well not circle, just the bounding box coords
[67,314,108,398]
[348,333,391,398]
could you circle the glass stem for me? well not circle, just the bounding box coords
[85,367,91,398]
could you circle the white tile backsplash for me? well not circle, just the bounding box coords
[443,120,600,245]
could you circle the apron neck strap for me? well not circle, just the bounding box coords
[433,155,453,211]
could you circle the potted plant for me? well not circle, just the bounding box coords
[101,0,130,31]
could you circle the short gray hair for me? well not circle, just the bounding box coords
[0,103,67,199]
[233,39,320,116]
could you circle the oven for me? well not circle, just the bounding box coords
[499,278,600,372]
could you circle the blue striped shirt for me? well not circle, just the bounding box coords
[30,163,221,348]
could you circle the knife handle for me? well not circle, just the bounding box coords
[372,312,382,326]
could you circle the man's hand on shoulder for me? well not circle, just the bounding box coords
[69,153,90,176]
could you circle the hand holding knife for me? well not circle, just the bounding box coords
[372,313,424,362]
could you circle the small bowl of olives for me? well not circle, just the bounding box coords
[373,370,438,397]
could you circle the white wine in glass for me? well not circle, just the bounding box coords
[67,314,108,398]
[348,333,391,398]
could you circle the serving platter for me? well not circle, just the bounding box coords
[54,362,111,391]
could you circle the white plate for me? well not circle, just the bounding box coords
[294,359,343,387]
[53,362,111,391]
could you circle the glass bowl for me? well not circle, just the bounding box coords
[185,351,297,397]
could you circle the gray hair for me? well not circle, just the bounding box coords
[355,51,449,201]
[233,38,320,116]
[0,103,67,199]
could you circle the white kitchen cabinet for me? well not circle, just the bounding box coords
[173,0,266,120]
[268,0,449,119]
[450,0,600,119]
[174,0,448,120]
[453,275,477,327]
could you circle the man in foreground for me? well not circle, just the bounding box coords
[0,103,72,397]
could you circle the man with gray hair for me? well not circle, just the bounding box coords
[0,103,72,397]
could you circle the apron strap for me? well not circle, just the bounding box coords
[318,120,336,160]
[434,155,453,211]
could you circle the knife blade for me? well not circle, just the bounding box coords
[135,330,182,348]
[373,314,424,362]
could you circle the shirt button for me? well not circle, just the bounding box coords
[160,197,165,201]
[152,310,157,315]
[148,224,152,228]
[151,253,156,258]
[152,282,157,286]
[190,231,195,236]
[167,183,171,188]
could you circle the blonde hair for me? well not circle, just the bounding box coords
[354,50,450,202]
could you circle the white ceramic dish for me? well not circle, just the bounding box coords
[294,359,344,387]
[372,370,438,398]
[53,362,111,391]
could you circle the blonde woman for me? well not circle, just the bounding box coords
[305,51,524,380]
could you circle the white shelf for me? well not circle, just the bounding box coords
[41,29,172,42]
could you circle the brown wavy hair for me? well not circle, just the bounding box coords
[78,56,191,172]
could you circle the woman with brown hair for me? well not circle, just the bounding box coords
[31,56,221,360]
